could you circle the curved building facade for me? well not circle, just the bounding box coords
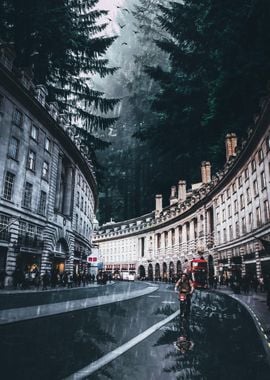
[0,49,97,285]
[94,100,270,281]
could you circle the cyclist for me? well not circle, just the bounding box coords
[175,273,194,315]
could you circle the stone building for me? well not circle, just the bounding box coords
[0,48,97,285]
[94,100,270,281]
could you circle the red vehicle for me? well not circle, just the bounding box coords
[190,258,208,289]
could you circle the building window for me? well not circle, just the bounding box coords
[234,199,238,214]
[19,220,27,235]
[238,175,242,187]
[80,196,83,211]
[240,194,245,209]
[31,124,38,141]
[45,137,51,152]
[3,172,15,200]
[244,168,249,180]
[0,214,10,240]
[8,137,19,159]
[0,93,3,110]
[267,135,270,151]
[256,207,262,227]
[222,209,226,222]
[38,191,47,215]
[76,191,79,207]
[261,171,266,189]
[229,225,233,240]
[253,179,258,196]
[226,188,231,198]
[248,212,253,230]
[85,201,87,214]
[22,182,33,209]
[264,200,270,221]
[242,217,246,234]
[216,212,220,223]
[42,161,49,180]
[75,214,78,230]
[251,159,256,173]
[223,228,227,243]
[12,108,23,127]
[27,150,36,171]
[246,187,251,203]
[258,148,264,162]
[228,204,231,218]
[235,221,240,238]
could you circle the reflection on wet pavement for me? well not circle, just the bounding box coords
[92,291,270,380]
[0,287,269,380]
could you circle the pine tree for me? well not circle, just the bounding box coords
[0,0,119,167]
[142,0,270,190]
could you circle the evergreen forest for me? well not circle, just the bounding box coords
[1,0,270,224]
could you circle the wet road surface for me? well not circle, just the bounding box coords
[0,283,269,380]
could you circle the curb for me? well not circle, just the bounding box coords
[214,289,270,366]
[0,281,116,295]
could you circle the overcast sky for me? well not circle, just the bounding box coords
[97,0,127,35]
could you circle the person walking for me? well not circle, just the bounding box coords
[264,274,270,310]
[42,270,50,290]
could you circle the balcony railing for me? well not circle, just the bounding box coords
[0,230,10,242]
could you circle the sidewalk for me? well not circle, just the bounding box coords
[215,286,270,364]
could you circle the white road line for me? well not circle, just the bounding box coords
[64,309,180,380]
[0,286,158,325]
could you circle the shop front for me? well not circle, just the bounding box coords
[52,255,66,273]
[0,246,7,271]
[16,250,41,273]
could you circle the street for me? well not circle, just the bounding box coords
[0,282,269,380]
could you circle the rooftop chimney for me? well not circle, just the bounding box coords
[225,133,237,161]
[201,161,211,184]
[155,194,163,217]
[178,180,187,202]
[170,186,178,205]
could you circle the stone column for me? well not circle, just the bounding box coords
[174,227,179,252]
[168,229,172,247]
[63,165,74,216]
[5,219,19,286]
[189,219,195,254]
[255,241,261,277]
[161,232,165,257]
[182,223,187,256]
[55,155,63,211]
[240,247,245,277]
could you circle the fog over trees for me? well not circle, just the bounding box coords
[1,0,270,224]
[96,0,270,224]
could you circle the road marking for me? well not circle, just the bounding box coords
[148,295,161,298]
[64,309,180,380]
[161,301,176,304]
[0,286,158,325]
